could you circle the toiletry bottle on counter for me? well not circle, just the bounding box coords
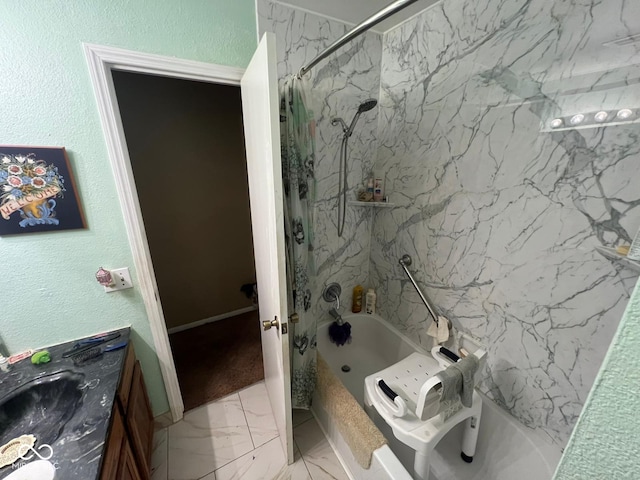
[0,354,9,373]
[627,226,640,261]
[352,285,364,313]
[365,288,376,314]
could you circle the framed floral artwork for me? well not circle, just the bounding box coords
[0,146,86,235]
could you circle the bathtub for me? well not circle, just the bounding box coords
[312,312,563,480]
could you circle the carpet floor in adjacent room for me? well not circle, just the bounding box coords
[169,309,264,412]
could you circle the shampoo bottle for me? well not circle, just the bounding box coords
[365,288,376,314]
[366,174,374,197]
[352,285,364,313]
[373,176,384,202]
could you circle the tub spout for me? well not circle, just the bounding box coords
[329,307,344,326]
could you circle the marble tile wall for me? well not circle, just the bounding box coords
[370,0,640,446]
[257,0,383,316]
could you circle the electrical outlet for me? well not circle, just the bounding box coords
[104,267,133,293]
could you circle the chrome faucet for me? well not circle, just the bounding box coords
[323,282,345,325]
[328,307,344,325]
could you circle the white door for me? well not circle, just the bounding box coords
[241,32,294,464]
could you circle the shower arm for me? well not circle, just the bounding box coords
[297,0,423,78]
[399,255,440,326]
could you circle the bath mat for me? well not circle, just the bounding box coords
[316,354,386,469]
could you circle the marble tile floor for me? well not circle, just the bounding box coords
[151,381,349,480]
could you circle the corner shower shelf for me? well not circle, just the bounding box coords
[348,201,395,208]
[595,246,640,273]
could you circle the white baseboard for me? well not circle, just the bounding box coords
[154,410,174,428]
[167,306,257,334]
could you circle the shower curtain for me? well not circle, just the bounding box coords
[280,75,317,409]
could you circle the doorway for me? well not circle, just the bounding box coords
[111,71,263,412]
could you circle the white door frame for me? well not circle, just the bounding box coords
[84,43,246,422]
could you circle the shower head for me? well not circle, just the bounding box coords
[346,98,378,136]
[358,99,378,113]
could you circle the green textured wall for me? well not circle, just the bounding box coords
[0,0,256,415]
[554,278,640,478]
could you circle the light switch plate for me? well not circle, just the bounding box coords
[104,267,133,293]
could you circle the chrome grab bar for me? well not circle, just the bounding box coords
[399,254,439,326]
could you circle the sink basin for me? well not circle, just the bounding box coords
[0,371,84,448]
[4,460,56,479]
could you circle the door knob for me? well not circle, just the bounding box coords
[263,316,279,331]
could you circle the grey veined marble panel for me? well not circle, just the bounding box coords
[371,0,640,446]
[258,0,640,449]
[258,0,383,317]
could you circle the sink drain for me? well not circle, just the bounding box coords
[341,365,351,372]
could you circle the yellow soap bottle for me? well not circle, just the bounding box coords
[352,285,364,313]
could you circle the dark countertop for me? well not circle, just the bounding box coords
[0,327,130,480]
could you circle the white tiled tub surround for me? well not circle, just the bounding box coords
[257,0,383,316]
[370,0,640,448]
[152,382,349,480]
[258,0,640,464]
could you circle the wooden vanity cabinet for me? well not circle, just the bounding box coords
[100,408,126,480]
[117,439,144,480]
[118,344,136,412]
[125,361,154,477]
[101,344,154,480]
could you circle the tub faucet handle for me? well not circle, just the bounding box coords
[322,283,342,309]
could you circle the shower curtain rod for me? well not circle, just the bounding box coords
[297,0,423,78]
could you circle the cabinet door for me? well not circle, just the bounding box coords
[118,344,136,412]
[126,361,154,477]
[117,439,143,480]
[100,407,126,480]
